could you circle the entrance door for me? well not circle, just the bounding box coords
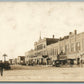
[41,58,43,64]
[47,58,52,65]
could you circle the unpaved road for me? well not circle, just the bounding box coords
[0,65,84,82]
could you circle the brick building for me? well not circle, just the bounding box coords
[25,30,84,66]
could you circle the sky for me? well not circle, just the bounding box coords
[0,2,84,61]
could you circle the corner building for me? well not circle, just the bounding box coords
[25,30,84,66]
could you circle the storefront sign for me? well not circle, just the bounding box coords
[59,55,67,60]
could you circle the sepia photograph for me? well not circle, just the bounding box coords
[0,2,84,82]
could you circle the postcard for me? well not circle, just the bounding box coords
[0,2,84,82]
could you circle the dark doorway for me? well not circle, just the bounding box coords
[77,58,80,65]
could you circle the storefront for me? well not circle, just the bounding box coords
[67,54,79,65]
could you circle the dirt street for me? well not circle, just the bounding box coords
[0,65,84,82]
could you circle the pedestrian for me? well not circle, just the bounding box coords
[1,66,3,76]
[0,63,4,76]
[70,60,73,67]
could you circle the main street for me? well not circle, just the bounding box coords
[0,65,84,82]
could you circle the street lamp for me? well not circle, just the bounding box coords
[3,53,7,62]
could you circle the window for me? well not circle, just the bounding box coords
[60,46,63,52]
[65,44,69,53]
[57,49,58,55]
[54,48,56,55]
[48,49,51,55]
[76,42,80,52]
[51,49,53,55]
[71,43,75,52]
[37,44,43,50]
[50,49,53,55]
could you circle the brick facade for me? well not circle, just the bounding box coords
[25,30,84,66]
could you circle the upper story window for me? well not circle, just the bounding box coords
[76,42,80,52]
[60,46,63,52]
[50,49,53,55]
[65,44,69,53]
[36,44,46,50]
[37,44,43,50]
[71,43,75,52]
[54,48,56,55]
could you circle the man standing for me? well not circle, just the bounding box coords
[0,63,4,76]
[1,66,3,76]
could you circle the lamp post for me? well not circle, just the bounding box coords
[3,53,7,62]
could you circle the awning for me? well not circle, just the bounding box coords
[52,56,57,60]
[67,53,80,59]
[59,55,67,60]
[42,55,48,58]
